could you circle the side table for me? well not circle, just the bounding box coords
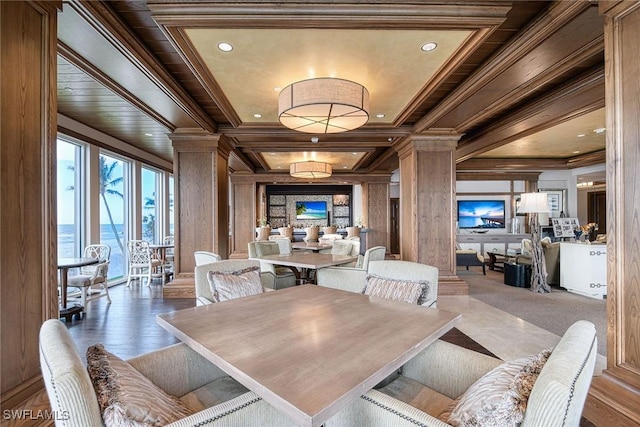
[504,263,531,288]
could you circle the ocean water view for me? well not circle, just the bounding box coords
[58,224,126,279]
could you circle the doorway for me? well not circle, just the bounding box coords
[587,191,606,231]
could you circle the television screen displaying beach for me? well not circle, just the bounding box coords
[296,201,327,220]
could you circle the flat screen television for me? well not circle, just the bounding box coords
[296,201,327,220]
[457,200,506,229]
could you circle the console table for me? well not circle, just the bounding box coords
[457,233,529,258]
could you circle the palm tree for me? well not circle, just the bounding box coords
[99,157,125,253]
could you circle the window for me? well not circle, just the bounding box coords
[99,153,128,280]
[169,176,174,236]
[141,167,160,242]
[57,139,82,258]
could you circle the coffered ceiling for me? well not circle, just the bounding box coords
[56,1,606,178]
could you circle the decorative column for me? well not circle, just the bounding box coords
[583,1,640,425]
[1,0,60,410]
[166,129,230,289]
[361,182,390,251]
[228,174,257,259]
[396,133,468,295]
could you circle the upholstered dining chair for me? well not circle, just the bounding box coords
[194,250,222,266]
[66,244,111,311]
[126,240,162,286]
[316,245,386,289]
[325,320,598,427]
[194,259,267,305]
[39,319,297,427]
[247,241,297,289]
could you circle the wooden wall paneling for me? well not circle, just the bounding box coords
[230,181,256,258]
[0,0,59,410]
[397,134,468,296]
[583,2,640,425]
[361,182,390,251]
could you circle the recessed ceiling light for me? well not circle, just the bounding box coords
[593,127,606,134]
[376,113,385,118]
[421,42,438,52]
[343,166,348,169]
[253,113,262,118]
[217,42,233,52]
[144,133,153,137]
[273,87,281,92]
[573,150,581,154]
[577,134,585,138]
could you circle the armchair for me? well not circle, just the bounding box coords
[248,241,297,289]
[326,320,597,427]
[194,251,222,266]
[195,259,262,305]
[516,238,561,286]
[316,246,386,291]
[66,244,111,311]
[39,319,297,427]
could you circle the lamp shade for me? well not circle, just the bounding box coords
[518,192,551,214]
[278,78,369,134]
[290,161,332,179]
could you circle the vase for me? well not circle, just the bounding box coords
[346,226,361,239]
[304,226,320,242]
[255,226,272,241]
[321,226,337,235]
[278,226,293,240]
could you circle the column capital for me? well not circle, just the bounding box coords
[395,131,463,158]
[169,128,233,156]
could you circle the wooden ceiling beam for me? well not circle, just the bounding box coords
[456,158,568,171]
[455,66,605,162]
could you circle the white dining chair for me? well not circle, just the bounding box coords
[126,240,162,286]
[66,244,112,311]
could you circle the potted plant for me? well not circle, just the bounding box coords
[346,217,364,239]
[278,225,293,240]
[321,224,338,235]
[255,217,271,241]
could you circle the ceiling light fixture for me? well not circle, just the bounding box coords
[217,42,233,52]
[278,78,369,134]
[290,161,332,179]
[421,42,438,52]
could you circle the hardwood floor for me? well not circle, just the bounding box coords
[65,278,194,360]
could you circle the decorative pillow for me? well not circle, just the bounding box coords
[446,349,552,427]
[521,239,533,256]
[207,266,263,302]
[254,242,279,257]
[362,274,430,305]
[331,241,354,256]
[86,344,193,427]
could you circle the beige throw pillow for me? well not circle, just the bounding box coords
[207,266,263,302]
[362,274,430,305]
[446,349,552,427]
[86,344,193,427]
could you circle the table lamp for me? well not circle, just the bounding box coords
[519,192,551,293]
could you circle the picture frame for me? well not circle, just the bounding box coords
[542,189,565,216]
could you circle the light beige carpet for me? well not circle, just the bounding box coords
[459,269,607,355]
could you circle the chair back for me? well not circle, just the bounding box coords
[80,244,111,274]
[367,260,439,307]
[360,246,386,270]
[39,319,103,426]
[270,237,292,254]
[195,259,261,304]
[127,240,152,266]
[331,239,360,256]
[248,241,281,258]
[194,251,222,266]
[522,320,597,427]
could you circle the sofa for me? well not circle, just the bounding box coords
[325,320,597,427]
[516,238,561,286]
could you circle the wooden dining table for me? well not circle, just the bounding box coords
[253,251,358,283]
[157,285,460,427]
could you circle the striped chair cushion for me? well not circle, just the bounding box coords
[86,344,193,427]
[445,349,552,426]
[362,274,430,305]
[207,266,263,302]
